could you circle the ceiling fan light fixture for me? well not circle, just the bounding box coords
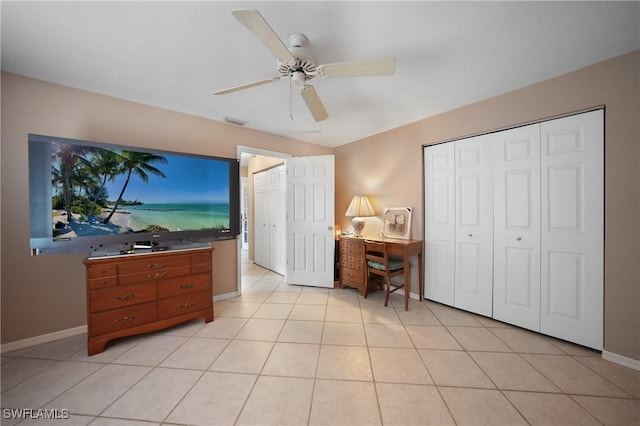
[216,10,396,123]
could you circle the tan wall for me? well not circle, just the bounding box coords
[0,72,330,344]
[335,50,640,361]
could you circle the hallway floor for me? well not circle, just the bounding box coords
[1,253,639,425]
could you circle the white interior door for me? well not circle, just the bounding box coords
[492,124,541,331]
[540,109,604,350]
[269,165,286,275]
[424,143,456,306]
[253,170,269,268]
[455,135,494,317]
[286,155,335,287]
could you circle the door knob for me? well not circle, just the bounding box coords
[328,226,333,231]
[468,233,473,237]
[516,237,522,241]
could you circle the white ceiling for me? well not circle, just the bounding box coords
[2,1,638,148]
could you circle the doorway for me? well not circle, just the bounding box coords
[237,146,291,294]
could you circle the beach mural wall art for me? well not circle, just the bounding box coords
[51,141,231,240]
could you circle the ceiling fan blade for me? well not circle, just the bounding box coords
[232,10,295,62]
[213,77,280,95]
[300,85,329,122]
[317,57,396,78]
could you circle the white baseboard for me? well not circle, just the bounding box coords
[214,291,239,301]
[602,350,640,371]
[2,294,237,354]
[1,325,87,354]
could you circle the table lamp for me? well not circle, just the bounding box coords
[345,195,375,236]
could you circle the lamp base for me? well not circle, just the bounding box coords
[352,217,365,237]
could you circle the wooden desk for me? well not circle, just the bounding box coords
[338,235,424,307]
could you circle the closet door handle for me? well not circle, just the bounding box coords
[516,237,522,241]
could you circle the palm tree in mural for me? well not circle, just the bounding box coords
[52,142,91,222]
[102,150,168,224]
[76,149,121,216]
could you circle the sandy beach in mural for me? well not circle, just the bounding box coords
[53,210,133,239]
[53,203,229,240]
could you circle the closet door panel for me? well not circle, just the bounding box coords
[269,166,286,275]
[540,109,603,350]
[454,135,493,317]
[492,125,541,331]
[253,171,270,268]
[424,143,455,306]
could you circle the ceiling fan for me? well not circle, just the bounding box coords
[213,10,396,122]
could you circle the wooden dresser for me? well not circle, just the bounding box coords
[83,246,214,355]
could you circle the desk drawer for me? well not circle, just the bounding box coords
[341,268,363,284]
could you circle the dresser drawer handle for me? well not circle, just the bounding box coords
[147,263,166,269]
[179,302,196,309]
[115,293,136,301]
[115,315,137,323]
[179,283,195,289]
[147,272,166,279]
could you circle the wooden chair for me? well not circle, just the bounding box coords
[363,240,408,310]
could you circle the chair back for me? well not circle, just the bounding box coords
[363,240,387,267]
[363,239,407,309]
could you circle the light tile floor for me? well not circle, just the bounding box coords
[2,254,639,425]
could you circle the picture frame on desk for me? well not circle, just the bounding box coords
[382,207,412,240]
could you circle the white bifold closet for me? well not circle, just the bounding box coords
[424,109,604,350]
[253,164,286,276]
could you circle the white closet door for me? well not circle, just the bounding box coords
[269,165,286,275]
[455,135,494,317]
[424,143,455,306]
[253,171,270,268]
[492,124,541,331]
[540,109,604,350]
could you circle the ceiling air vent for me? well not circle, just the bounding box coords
[224,116,246,126]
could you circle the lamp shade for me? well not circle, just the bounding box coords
[345,195,375,217]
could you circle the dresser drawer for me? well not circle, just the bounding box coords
[119,265,191,285]
[191,262,211,274]
[190,252,211,265]
[158,273,211,299]
[88,275,118,290]
[90,302,157,336]
[117,255,190,275]
[87,264,117,279]
[90,282,157,312]
[158,290,212,319]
